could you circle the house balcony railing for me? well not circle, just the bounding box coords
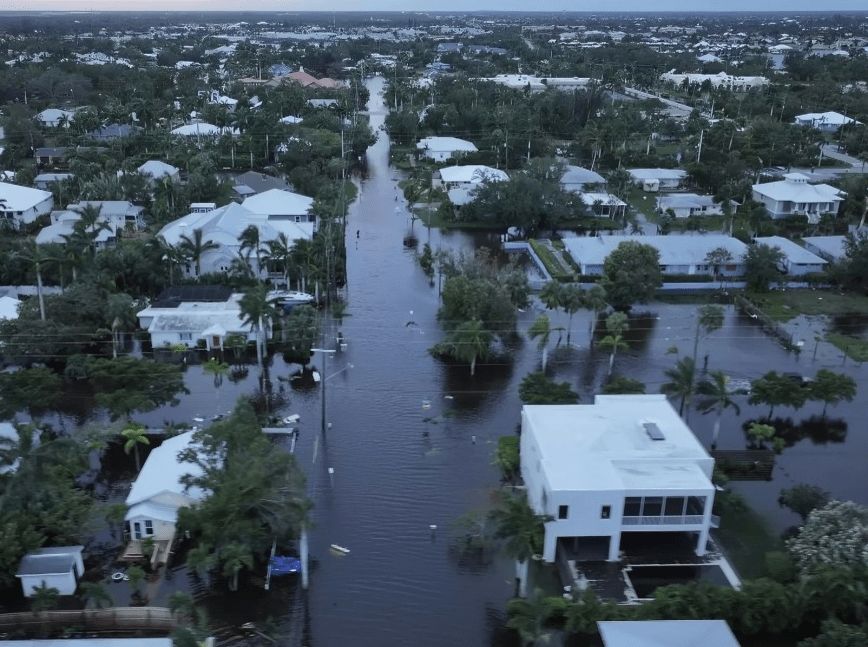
[622,515,704,526]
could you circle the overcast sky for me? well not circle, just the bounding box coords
[6,1,868,11]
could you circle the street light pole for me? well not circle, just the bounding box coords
[312,348,337,435]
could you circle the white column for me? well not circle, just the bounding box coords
[696,494,713,556]
[607,532,621,562]
[543,528,558,563]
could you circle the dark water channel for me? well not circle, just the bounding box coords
[48,76,866,645]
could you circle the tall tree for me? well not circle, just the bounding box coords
[238,284,277,369]
[518,371,579,405]
[662,356,698,418]
[598,312,629,377]
[744,243,786,293]
[449,319,493,376]
[179,228,219,278]
[697,370,741,448]
[239,225,264,277]
[12,242,58,321]
[488,492,552,598]
[600,241,662,310]
[583,285,608,345]
[692,304,724,368]
[121,423,150,472]
[749,371,808,418]
[560,284,584,345]
[527,314,552,371]
[809,370,857,416]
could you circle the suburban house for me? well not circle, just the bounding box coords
[432,165,508,190]
[171,122,238,138]
[88,123,141,142]
[124,431,205,562]
[138,160,181,184]
[136,286,266,351]
[36,211,113,247]
[16,546,84,597]
[34,172,74,190]
[307,98,339,109]
[753,236,828,275]
[657,193,724,218]
[158,189,314,276]
[279,115,304,125]
[520,395,716,564]
[38,200,145,244]
[35,108,76,128]
[284,66,344,89]
[416,136,479,162]
[34,147,68,166]
[660,71,769,91]
[802,235,848,262]
[478,74,592,92]
[597,620,741,647]
[627,168,687,192]
[560,165,606,193]
[579,192,627,219]
[232,170,294,198]
[793,111,860,132]
[0,182,54,227]
[562,234,747,277]
[752,173,844,222]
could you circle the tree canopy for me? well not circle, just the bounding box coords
[600,241,662,310]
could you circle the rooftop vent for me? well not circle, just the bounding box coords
[643,422,665,441]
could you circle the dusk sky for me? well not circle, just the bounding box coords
[4,0,867,11]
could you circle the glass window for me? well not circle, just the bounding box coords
[558,505,569,520]
[687,496,706,515]
[623,497,641,517]
[144,520,154,536]
[642,497,663,516]
[665,497,686,516]
[601,505,611,519]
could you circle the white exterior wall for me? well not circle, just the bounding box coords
[520,409,715,563]
[786,261,826,276]
[127,515,176,541]
[5,195,55,226]
[752,190,841,219]
[20,572,77,596]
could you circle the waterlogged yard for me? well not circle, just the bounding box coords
[749,290,868,361]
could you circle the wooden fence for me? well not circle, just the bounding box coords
[0,606,177,633]
[734,294,799,352]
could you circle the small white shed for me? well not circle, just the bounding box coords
[16,546,84,597]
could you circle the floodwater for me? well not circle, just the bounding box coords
[62,76,866,644]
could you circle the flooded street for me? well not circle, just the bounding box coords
[102,76,865,644]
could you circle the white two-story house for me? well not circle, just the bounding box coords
[752,173,844,223]
[520,395,715,564]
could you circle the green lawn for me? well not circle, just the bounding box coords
[748,290,868,322]
[713,494,781,579]
[626,186,658,219]
[826,333,868,362]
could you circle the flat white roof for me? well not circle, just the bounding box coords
[437,165,507,184]
[754,236,827,265]
[658,193,717,209]
[579,192,626,207]
[523,395,713,492]
[627,168,687,181]
[563,234,747,267]
[416,136,478,153]
[598,620,740,647]
[242,188,313,216]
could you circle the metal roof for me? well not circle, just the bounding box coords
[598,620,741,647]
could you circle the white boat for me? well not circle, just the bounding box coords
[268,290,315,306]
[330,544,350,555]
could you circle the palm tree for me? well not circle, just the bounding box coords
[203,357,229,388]
[583,285,607,345]
[30,583,60,611]
[220,542,254,592]
[527,314,552,372]
[507,590,560,646]
[692,304,724,368]
[168,591,196,623]
[239,225,264,277]
[179,228,219,277]
[263,233,295,287]
[239,284,277,368]
[13,242,58,321]
[71,203,110,256]
[598,312,629,377]
[290,238,315,292]
[59,229,88,284]
[561,284,584,345]
[450,319,493,376]
[661,356,697,419]
[121,423,150,471]
[697,371,741,449]
[488,492,552,598]
[80,581,113,609]
[538,280,562,312]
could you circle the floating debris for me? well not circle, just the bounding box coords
[421,400,432,410]
[330,544,350,555]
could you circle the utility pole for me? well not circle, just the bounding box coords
[312,348,337,436]
[696,129,704,163]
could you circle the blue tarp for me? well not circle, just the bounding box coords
[269,555,301,576]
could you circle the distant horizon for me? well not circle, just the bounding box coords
[0,2,866,14]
